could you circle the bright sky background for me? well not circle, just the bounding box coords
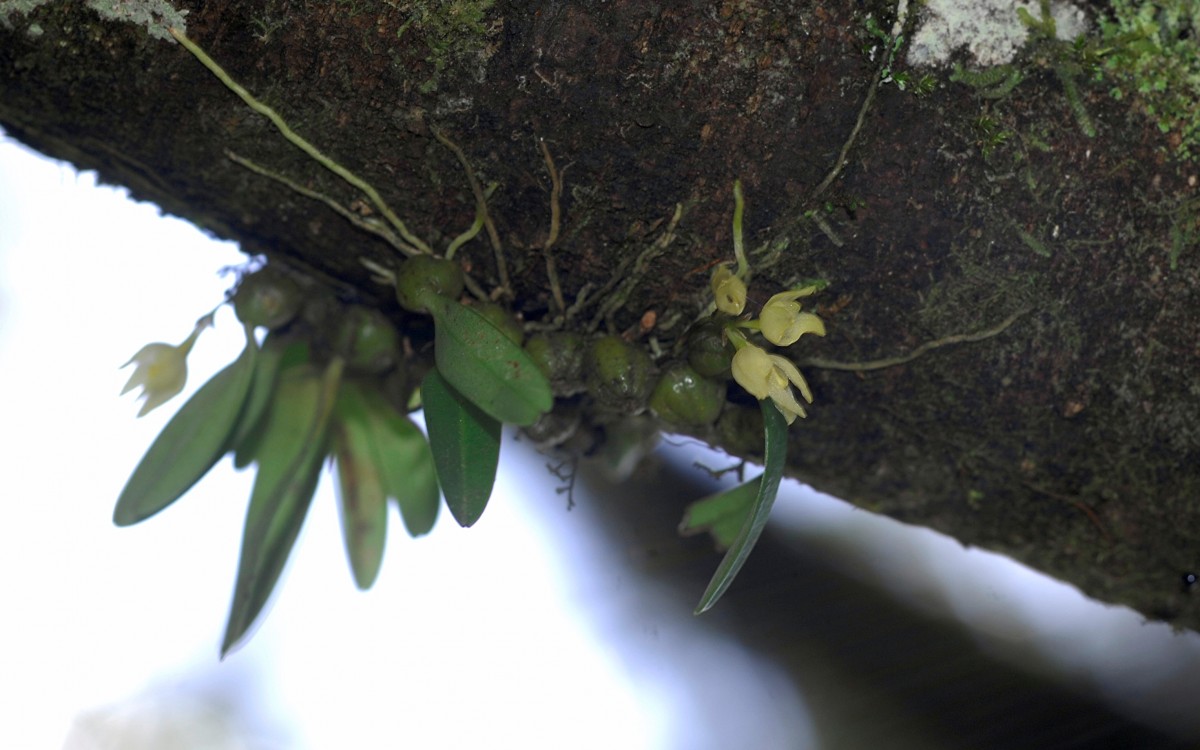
[2,135,1199,749]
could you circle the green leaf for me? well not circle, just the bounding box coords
[221,358,343,656]
[232,339,310,469]
[332,383,390,590]
[678,476,763,550]
[422,293,552,426]
[113,324,258,527]
[421,368,500,528]
[354,382,440,537]
[693,400,789,614]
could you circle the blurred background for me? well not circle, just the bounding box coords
[2,134,1198,749]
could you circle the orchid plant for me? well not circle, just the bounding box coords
[684,180,827,613]
[113,26,833,654]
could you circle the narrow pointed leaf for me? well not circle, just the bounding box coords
[355,383,440,537]
[227,335,289,465]
[232,339,310,469]
[422,293,552,426]
[332,383,390,590]
[421,368,500,528]
[694,400,788,614]
[221,358,343,656]
[114,324,258,526]
[678,476,763,550]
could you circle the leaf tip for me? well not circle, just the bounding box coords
[219,617,253,659]
[693,583,727,616]
[449,507,484,528]
[111,497,147,527]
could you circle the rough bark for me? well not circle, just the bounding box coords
[2,0,1197,632]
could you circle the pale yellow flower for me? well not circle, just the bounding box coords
[121,321,206,417]
[711,264,747,315]
[730,343,813,424]
[759,287,826,346]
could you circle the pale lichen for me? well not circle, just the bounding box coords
[0,0,187,40]
[907,0,1087,67]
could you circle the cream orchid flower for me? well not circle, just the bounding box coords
[711,264,747,315]
[121,317,208,417]
[759,287,826,346]
[730,342,814,424]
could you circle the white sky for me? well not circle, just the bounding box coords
[2,135,1199,749]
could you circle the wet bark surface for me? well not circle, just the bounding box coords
[1,0,1197,633]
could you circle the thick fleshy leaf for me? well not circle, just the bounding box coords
[422,293,552,426]
[221,358,343,656]
[113,324,257,526]
[232,339,310,469]
[332,382,390,590]
[421,368,500,528]
[694,400,788,614]
[354,383,440,537]
[678,476,763,551]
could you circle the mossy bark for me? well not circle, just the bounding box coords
[2,0,1197,631]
